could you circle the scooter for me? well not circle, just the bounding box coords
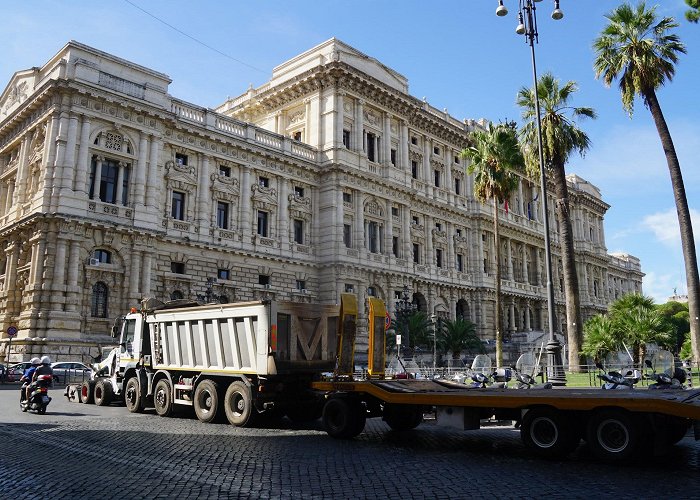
[20,374,53,414]
[644,358,687,390]
[596,363,640,390]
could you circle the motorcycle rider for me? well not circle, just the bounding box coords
[20,357,41,405]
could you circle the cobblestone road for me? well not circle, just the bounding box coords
[0,384,698,499]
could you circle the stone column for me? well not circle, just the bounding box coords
[30,236,47,288]
[517,179,524,215]
[422,136,431,182]
[536,248,542,286]
[196,154,210,227]
[145,135,161,208]
[509,301,516,333]
[354,191,363,250]
[66,240,81,312]
[383,112,391,166]
[525,301,532,331]
[91,157,104,201]
[15,133,32,204]
[129,250,141,299]
[524,245,530,285]
[400,120,409,171]
[62,113,79,191]
[447,223,455,271]
[3,181,14,214]
[115,161,126,205]
[240,167,252,243]
[133,133,148,206]
[0,182,7,217]
[336,92,345,147]
[75,116,91,194]
[354,99,364,154]
[337,189,345,249]
[506,239,513,281]
[41,115,59,211]
[141,253,153,296]
[279,180,290,251]
[425,215,433,267]
[402,204,411,260]
[3,243,19,293]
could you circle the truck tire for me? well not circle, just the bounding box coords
[80,381,94,405]
[322,397,364,439]
[586,409,639,461]
[194,379,220,423]
[154,379,174,417]
[94,379,113,406]
[520,407,579,458]
[224,381,256,427]
[125,377,145,413]
[383,404,423,431]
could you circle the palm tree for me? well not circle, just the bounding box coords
[686,0,700,23]
[517,73,596,373]
[582,314,619,363]
[594,3,699,363]
[437,317,483,360]
[460,122,524,367]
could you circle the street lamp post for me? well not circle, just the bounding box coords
[395,285,417,366]
[430,314,438,373]
[497,0,566,385]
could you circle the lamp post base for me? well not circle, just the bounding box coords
[546,339,567,386]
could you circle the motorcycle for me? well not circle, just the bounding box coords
[596,362,640,390]
[513,352,553,389]
[20,374,53,414]
[644,350,687,390]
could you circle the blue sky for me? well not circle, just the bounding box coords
[2,0,699,304]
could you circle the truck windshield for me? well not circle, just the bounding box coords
[121,318,136,354]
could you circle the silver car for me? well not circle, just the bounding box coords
[51,362,93,384]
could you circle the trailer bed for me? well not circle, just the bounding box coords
[312,379,700,419]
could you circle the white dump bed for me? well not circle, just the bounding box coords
[147,301,275,376]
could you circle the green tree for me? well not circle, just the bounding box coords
[390,310,433,352]
[517,73,596,373]
[656,301,690,352]
[594,2,699,363]
[582,314,619,361]
[686,0,700,23]
[436,317,483,360]
[460,122,524,367]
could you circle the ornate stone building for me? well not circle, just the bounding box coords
[0,39,643,363]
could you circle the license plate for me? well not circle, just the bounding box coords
[42,396,50,403]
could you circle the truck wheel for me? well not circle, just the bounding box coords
[586,409,639,461]
[521,407,578,458]
[94,379,113,406]
[194,379,220,423]
[224,381,256,427]
[80,381,94,405]
[154,379,174,417]
[666,417,690,445]
[322,397,363,439]
[383,404,423,431]
[125,377,145,413]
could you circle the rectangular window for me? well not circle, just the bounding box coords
[368,221,379,253]
[171,191,185,220]
[366,132,377,162]
[413,243,420,264]
[293,219,304,244]
[455,178,461,195]
[433,146,441,155]
[412,216,419,225]
[171,262,185,274]
[175,153,188,166]
[343,192,352,204]
[456,228,462,237]
[411,160,418,179]
[294,186,305,198]
[296,279,306,290]
[411,136,418,145]
[436,248,443,268]
[392,236,399,257]
[367,286,376,297]
[258,275,270,286]
[293,131,302,141]
[218,269,230,280]
[257,210,269,237]
[434,170,440,187]
[344,283,354,293]
[343,224,352,248]
[217,201,229,229]
[259,176,269,188]
[435,222,442,231]
[454,155,460,164]
[390,149,397,166]
[342,129,351,148]
[457,254,464,272]
[219,165,231,177]
[391,206,399,217]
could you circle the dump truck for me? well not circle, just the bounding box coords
[68,297,341,425]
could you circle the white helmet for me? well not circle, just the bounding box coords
[30,357,41,366]
[40,355,51,365]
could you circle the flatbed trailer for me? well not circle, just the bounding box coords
[311,378,700,461]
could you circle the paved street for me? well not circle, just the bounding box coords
[0,383,698,499]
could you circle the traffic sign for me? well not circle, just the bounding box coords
[384,313,391,331]
[6,326,17,338]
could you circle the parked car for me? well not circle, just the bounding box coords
[8,362,33,382]
[51,362,93,384]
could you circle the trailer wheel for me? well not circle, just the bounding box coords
[383,404,423,431]
[223,381,256,427]
[666,417,690,445]
[80,381,94,405]
[521,407,578,458]
[94,379,113,406]
[194,379,220,423]
[322,397,364,439]
[154,379,174,417]
[124,377,144,413]
[586,409,639,461]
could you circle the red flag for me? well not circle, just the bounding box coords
[504,199,509,214]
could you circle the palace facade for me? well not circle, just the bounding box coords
[0,39,642,363]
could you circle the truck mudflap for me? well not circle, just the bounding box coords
[137,369,149,400]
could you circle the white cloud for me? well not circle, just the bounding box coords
[643,271,682,304]
[642,208,700,248]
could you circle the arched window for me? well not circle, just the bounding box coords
[93,249,111,264]
[170,290,184,300]
[91,282,108,318]
[218,295,229,304]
